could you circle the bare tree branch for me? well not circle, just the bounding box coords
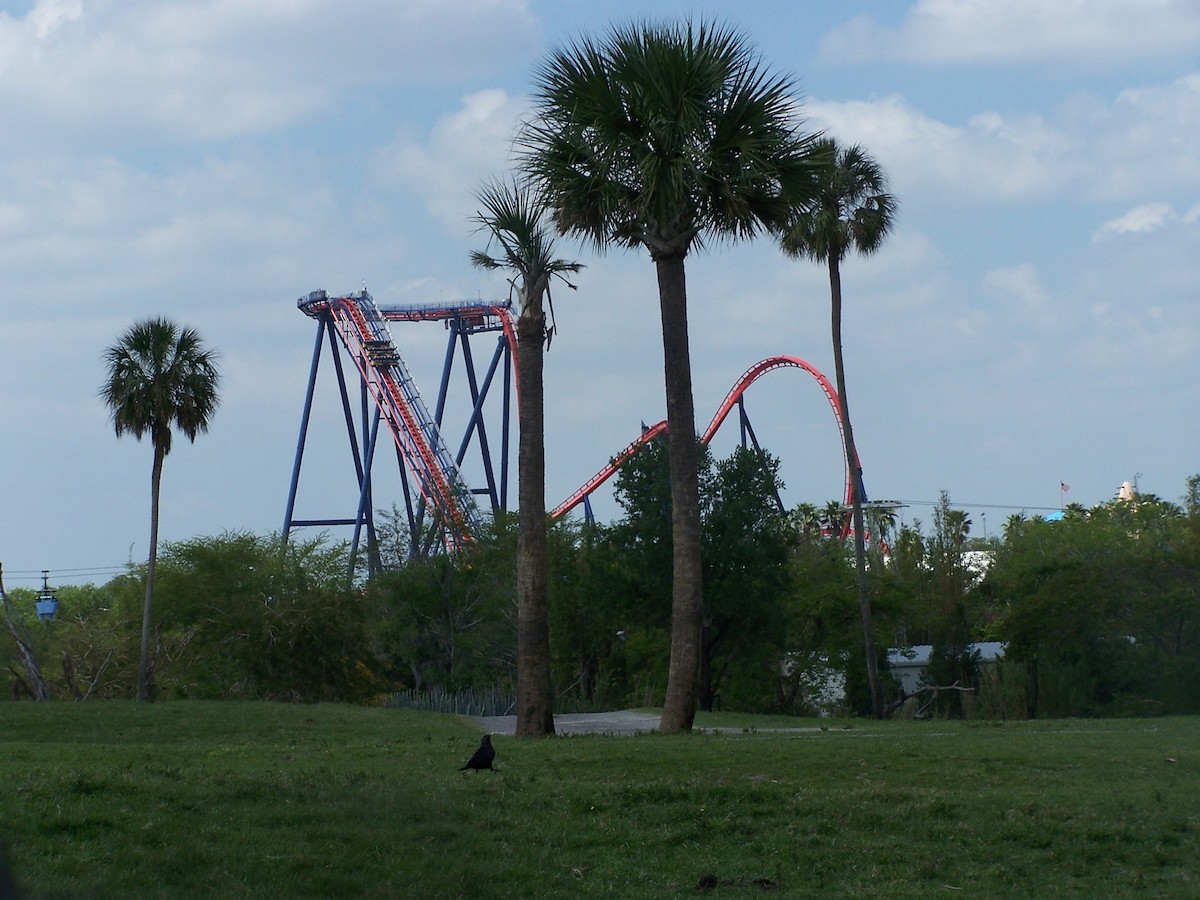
[1,564,49,701]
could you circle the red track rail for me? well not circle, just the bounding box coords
[303,292,478,552]
[550,355,855,519]
[379,301,521,414]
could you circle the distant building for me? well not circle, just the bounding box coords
[886,642,1007,695]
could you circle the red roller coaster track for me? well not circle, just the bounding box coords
[550,355,854,520]
[291,289,859,554]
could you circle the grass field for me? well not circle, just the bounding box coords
[0,703,1196,897]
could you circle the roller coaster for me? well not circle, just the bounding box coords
[281,289,860,571]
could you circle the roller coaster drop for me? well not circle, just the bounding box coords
[281,289,863,572]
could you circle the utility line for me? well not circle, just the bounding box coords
[895,500,1063,512]
[1,566,130,584]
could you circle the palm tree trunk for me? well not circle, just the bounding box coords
[137,442,164,702]
[829,255,883,718]
[655,255,704,733]
[514,307,555,736]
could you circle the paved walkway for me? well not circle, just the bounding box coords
[472,710,827,737]
[473,710,661,736]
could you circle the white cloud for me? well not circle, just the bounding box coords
[806,95,1072,203]
[0,0,536,144]
[1095,202,1176,238]
[820,0,1200,66]
[1080,74,1200,200]
[0,152,357,319]
[808,69,1200,210]
[27,0,82,38]
[377,89,530,231]
[1072,303,1199,373]
[984,264,1051,309]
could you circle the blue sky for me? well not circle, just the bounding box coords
[1,0,1197,587]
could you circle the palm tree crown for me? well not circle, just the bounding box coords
[519,19,818,259]
[470,177,583,329]
[101,318,221,455]
[781,138,896,263]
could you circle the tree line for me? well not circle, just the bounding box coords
[6,455,1197,719]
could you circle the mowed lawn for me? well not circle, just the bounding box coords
[0,702,1196,898]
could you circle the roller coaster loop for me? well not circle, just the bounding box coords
[549,355,859,521]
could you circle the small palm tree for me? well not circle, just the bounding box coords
[471,177,581,737]
[822,500,848,536]
[790,502,823,544]
[520,19,819,732]
[781,138,896,717]
[101,318,220,701]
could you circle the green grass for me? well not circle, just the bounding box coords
[1,703,1196,898]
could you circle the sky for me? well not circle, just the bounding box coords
[1,0,1197,588]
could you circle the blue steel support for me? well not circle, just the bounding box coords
[433,322,458,428]
[349,406,383,583]
[284,314,372,540]
[357,360,379,566]
[282,315,328,542]
[414,322,461,541]
[736,397,785,516]
[453,333,504,513]
[393,439,419,553]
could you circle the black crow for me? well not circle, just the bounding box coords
[459,734,496,771]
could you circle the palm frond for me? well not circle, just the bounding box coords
[519,18,819,260]
[100,317,221,457]
[469,176,582,328]
[779,138,896,263]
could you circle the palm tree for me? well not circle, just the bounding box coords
[865,501,899,562]
[781,138,896,718]
[471,177,582,737]
[519,19,819,732]
[821,500,847,537]
[101,318,220,701]
[790,502,823,544]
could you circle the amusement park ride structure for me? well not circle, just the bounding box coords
[281,289,867,576]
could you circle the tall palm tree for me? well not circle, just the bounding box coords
[519,19,819,732]
[781,138,896,718]
[101,318,220,701]
[471,177,582,737]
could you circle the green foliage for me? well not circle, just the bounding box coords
[567,441,799,713]
[143,532,377,702]
[3,533,384,703]
[368,517,518,694]
[546,443,678,710]
[700,447,795,710]
[780,138,897,264]
[986,483,1200,716]
[10,478,1195,720]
